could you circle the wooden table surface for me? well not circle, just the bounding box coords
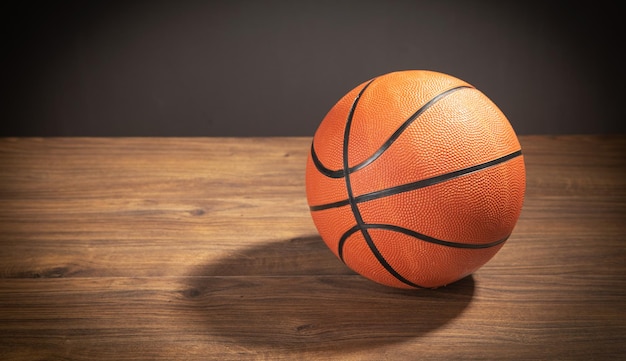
[0,135,624,360]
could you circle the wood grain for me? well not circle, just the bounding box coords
[0,136,624,360]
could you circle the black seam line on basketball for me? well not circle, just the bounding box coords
[337,224,507,264]
[310,143,344,178]
[309,149,522,212]
[309,85,472,179]
[342,79,424,289]
[309,198,351,211]
[361,224,510,249]
[354,149,523,204]
[348,85,472,174]
[338,225,360,262]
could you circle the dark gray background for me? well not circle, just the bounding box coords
[1,0,623,136]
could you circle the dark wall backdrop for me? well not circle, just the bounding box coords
[1,0,623,136]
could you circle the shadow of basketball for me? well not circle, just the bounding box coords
[181,236,474,355]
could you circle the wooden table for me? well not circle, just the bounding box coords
[0,135,624,360]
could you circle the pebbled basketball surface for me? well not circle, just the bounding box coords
[306,70,526,289]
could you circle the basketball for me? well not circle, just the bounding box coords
[305,70,526,289]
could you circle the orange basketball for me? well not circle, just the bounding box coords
[305,70,526,289]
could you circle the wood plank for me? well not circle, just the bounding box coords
[0,274,623,360]
[0,137,309,199]
[520,135,626,198]
[0,137,318,279]
[0,136,625,360]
